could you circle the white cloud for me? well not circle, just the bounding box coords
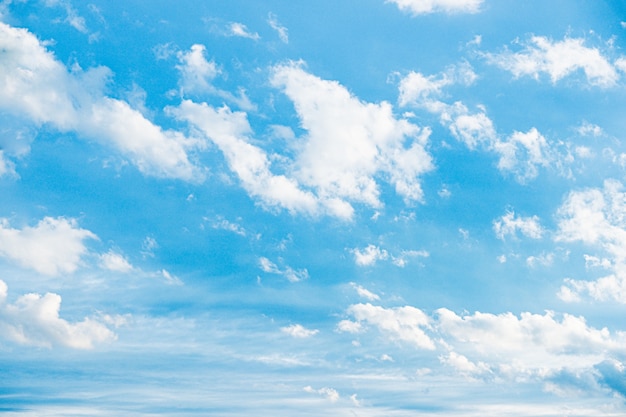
[342,303,435,350]
[0,280,116,349]
[281,324,319,338]
[493,128,551,182]
[398,67,498,150]
[392,249,429,267]
[340,300,626,379]
[0,217,96,276]
[99,250,133,273]
[43,0,88,34]
[210,217,246,236]
[173,100,324,216]
[258,257,308,282]
[175,62,433,219]
[493,211,544,240]
[439,351,490,376]
[228,22,260,40]
[387,0,484,15]
[176,44,220,94]
[577,121,603,137]
[351,245,389,266]
[350,282,381,301]
[435,308,623,374]
[485,36,620,87]
[555,180,626,303]
[303,386,340,403]
[0,22,204,180]
[526,252,554,268]
[271,61,434,209]
[267,13,288,43]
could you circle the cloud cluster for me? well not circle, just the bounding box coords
[0,22,204,180]
[485,36,622,88]
[175,60,433,219]
[258,257,309,282]
[556,180,626,303]
[0,280,116,349]
[338,300,626,383]
[387,0,484,15]
[493,211,544,240]
[398,64,553,181]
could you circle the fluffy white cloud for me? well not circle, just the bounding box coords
[485,36,620,87]
[173,100,325,216]
[435,308,624,374]
[399,68,557,181]
[556,180,626,303]
[176,44,220,94]
[0,22,203,180]
[398,67,497,149]
[0,280,116,349]
[340,301,626,379]
[99,250,133,273]
[281,324,319,338]
[176,62,433,219]
[0,217,96,276]
[493,211,544,240]
[271,62,434,209]
[351,245,389,266]
[341,303,435,350]
[493,128,551,181]
[387,0,484,15]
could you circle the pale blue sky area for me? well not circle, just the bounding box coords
[1,1,626,415]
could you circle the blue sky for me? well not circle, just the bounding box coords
[2,0,626,415]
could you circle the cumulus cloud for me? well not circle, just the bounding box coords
[0,22,204,180]
[99,250,133,273]
[172,100,323,216]
[175,44,255,110]
[281,324,319,338]
[493,128,551,182]
[0,280,116,349]
[387,0,484,15]
[175,62,433,219]
[351,245,389,266]
[340,303,435,350]
[484,36,620,87]
[176,44,220,94]
[435,308,623,374]
[0,217,96,276]
[340,301,626,381]
[271,61,434,210]
[556,180,626,303]
[493,211,544,240]
[399,67,556,181]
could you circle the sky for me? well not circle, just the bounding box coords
[1,0,626,415]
